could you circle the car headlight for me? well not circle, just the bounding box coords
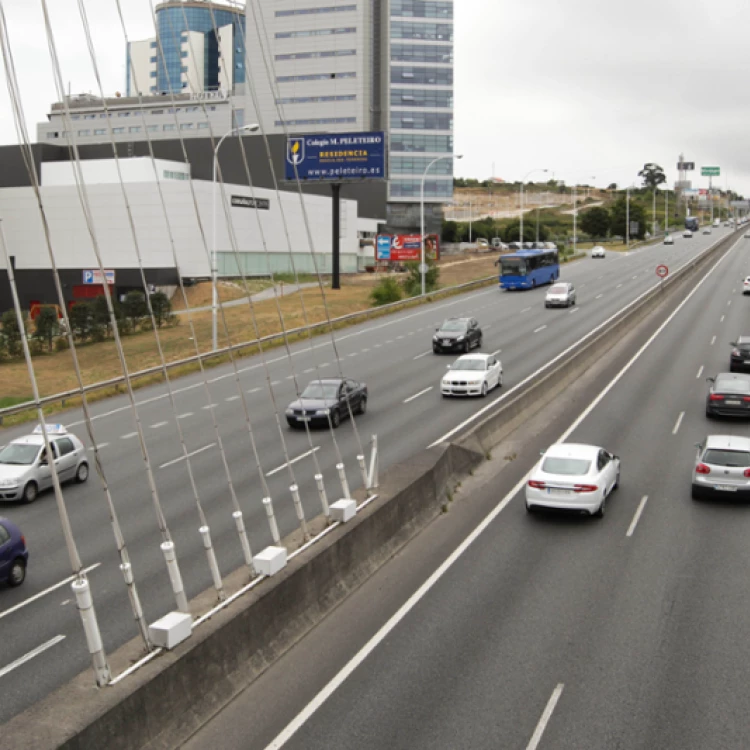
[468,380,481,385]
[433,334,439,341]
[315,408,330,416]
[0,478,17,488]
[285,408,294,415]
[456,335,465,341]
[442,378,450,385]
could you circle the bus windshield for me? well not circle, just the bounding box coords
[500,258,526,275]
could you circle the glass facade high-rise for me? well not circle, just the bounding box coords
[386,0,454,232]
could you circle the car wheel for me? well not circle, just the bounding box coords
[691,485,703,501]
[8,558,26,587]
[498,372,503,388]
[464,340,470,353]
[594,495,606,518]
[433,347,440,354]
[481,382,488,397]
[525,502,535,514]
[357,397,367,415]
[613,469,620,490]
[330,409,341,428]
[545,303,549,308]
[22,481,38,504]
[75,462,89,483]
[705,409,713,419]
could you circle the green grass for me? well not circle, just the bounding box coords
[0,396,32,409]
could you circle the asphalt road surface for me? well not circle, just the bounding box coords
[0,227,741,727]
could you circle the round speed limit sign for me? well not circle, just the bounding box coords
[656,264,669,279]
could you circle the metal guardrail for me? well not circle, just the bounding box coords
[0,274,498,422]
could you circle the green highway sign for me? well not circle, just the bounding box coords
[701,166,720,176]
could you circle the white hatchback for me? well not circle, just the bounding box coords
[526,443,620,517]
[743,277,750,295]
[591,246,606,258]
[663,234,674,245]
[441,353,503,397]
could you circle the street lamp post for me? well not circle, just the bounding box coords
[519,168,548,246]
[421,153,462,296]
[212,122,260,350]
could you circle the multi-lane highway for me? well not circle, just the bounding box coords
[182,228,750,749]
[0,227,739,727]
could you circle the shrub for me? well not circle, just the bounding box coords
[1,310,22,357]
[402,260,440,297]
[54,336,70,352]
[370,277,403,306]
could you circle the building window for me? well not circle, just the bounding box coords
[391,66,453,85]
[147,125,159,132]
[275,49,356,61]
[180,122,194,129]
[391,21,453,42]
[94,128,106,135]
[391,1,453,19]
[275,27,356,39]
[391,88,453,108]
[276,94,356,105]
[277,72,356,83]
[118,112,130,117]
[276,5,357,16]
[129,126,141,133]
[77,129,91,136]
[46,132,58,139]
[391,111,453,130]
[163,124,176,131]
[198,122,209,129]
[275,117,357,126]
[112,127,125,134]
[163,170,189,181]
[390,44,453,64]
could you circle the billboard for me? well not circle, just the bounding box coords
[285,131,386,181]
[83,269,115,285]
[376,234,439,262]
[677,161,695,171]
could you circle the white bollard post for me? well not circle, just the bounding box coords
[199,526,225,601]
[120,562,151,650]
[357,454,368,490]
[72,577,111,686]
[232,510,256,576]
[290,484,310,541]
[263,496,281,544]
[315,473,330,519]
[161,540,189,614]
[368,434,379,489]
[336,462,351,499]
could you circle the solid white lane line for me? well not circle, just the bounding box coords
[533,325,547,333]
[526,684,565,750]
[150,421,168,429]
[672,411,685,435]
[177,412,193,419]
[0,636,66,679]
[121,432,137,440]
[95,442,109,450]
[595,293,604,299]
[626,496,649,538]
[404,387,433,404]
[159,443,216,469]
[362,348,370,352]
[490,349,502,356]
[696,365,704,379]
[413,350,433,360]
[711,335,716,345]
[320,362,329,367]
[0,564,101,622]
[266,447,321,477]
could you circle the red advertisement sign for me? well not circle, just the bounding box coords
[376,234,440,262]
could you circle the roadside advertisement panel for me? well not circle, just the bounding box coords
[285,131,386,181]
[376,234,440,262]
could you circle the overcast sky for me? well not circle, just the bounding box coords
[0,0,747,196]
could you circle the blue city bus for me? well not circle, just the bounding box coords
[499,248,560,290]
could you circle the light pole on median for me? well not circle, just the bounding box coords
[420,153,462,296]
[212,122,260,350]
[519,168,548,246]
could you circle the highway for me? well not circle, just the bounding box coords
[182,228,750,750]
[0,227,739,727]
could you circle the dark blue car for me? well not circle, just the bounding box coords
[0,517,28,587]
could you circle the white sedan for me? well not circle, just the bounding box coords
[683,230,693,238]
[525,443,620,517]
[663,234,674,245]
[441,353,503,397]
[591,246,606,258]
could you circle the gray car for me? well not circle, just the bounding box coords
[692,434,750,500]
[545,282,576,308]
[0,425,89,503]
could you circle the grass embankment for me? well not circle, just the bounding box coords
[0,256,499,423]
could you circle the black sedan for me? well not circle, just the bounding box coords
[432,317,483,354]
[706,373,750,418]
[730,337,750,372]
[286,378,367,428]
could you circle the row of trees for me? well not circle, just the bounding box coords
[0,291,175,361]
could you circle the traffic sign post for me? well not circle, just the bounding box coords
[701,166,720,177]
[656,264,669,279]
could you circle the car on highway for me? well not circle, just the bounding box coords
[692,435,750,501]
[432,317,483,354]
[663,234,674,245]
[0,425,89,504]
[730,337,750,372]
[683,229,693,238]
[591,246,606,258]
[0,517,28,587]
[525,443,620,517]
[743,277,750,294]
[545,282,576,308]
[286,378,367,429]
[705,373,750,418]
[476,238,490,252]
[745,230,750,239]
[440,353,503,397]
[702,227,712,235]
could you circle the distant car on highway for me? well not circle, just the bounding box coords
[0,517,28,587]
[0,425,89,504]
[475,238,490,252]
[702,227,712,235]
[286,378,367,429]
[591,246,606,258]
[705,373,750,418]
[545,282,576,308]
[745,230,750,239]
[433,317,482,354]
[663,234,674,245]
[743,277,750,294]
[683,229,693,238]
[730,337,750,372]
[526,443,620,517]
[440,353,503,397]
[692,435,750,501]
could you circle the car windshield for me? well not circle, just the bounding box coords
[440,321,468,332]
[549,285,568,294]
[542,457,591,475]
[451,359,485,371]
[715,377,750,394]
[300,383,338,400]
[500,258,526,275]
[704,449,750,467]
[0,443,39,465]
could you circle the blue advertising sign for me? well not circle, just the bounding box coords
[376,235,392,260]
[286,131,386,181]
